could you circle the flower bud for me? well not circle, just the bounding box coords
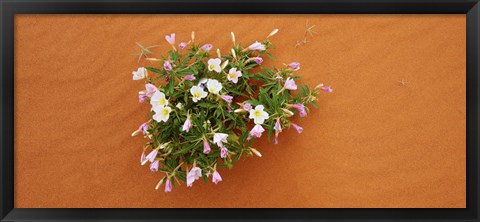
[250,148,262,157]
[191,31,195,43]
[140,152,147,164]
[155,176,166,190]
[314,83,324,90]
[221,60,229,70]
[267,28,279,38]
[157,142,170,150]
[231,48,237,60]
[282,108,294,117]
[131,129,141,137]
[231,32,236,45]
[217,48,221,58]
[145,58,161,61]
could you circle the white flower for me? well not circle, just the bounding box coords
[176,103,183,109]
[249,105,270,125]
[153,105,172,123]
[206,79,222,95]
[207,58,222,73]
[213,133,228,147]
[132,67,146,80]
[227,68,242,84]
[150,91,169,108]
[190,85,208,102]
[198,78,208,86]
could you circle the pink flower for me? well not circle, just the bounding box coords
[248,124,265,140]
[274,118,281,145]
[292,123,303,134]
[165,33,175,45]
[274,118,282,134]
[292,103,307,117]
[145,149,158,163]
[203,139,211,154]
[220,95,233,103]
[182,115,192,132]
[164,61,172,71]
[186,167,202,187]
[213,133,228,147]
[164,179,172,193]
[212,171,222,184]
[201,44,213,51]
[138,94,147,103]
[243,103,252,111]
[254,57,263,64]
[247,41,266,51]
[220,147,228,158]
[284,77,297,90]
[150,160,159,173]
[288,62,300,70]
[184,75,196,81]
[138,122,149,135]
[179,42,188,50]
[322,86,333,93]
[145,84,158,97]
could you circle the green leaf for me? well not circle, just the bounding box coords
[266,52,275,61]
[145,67,163,73]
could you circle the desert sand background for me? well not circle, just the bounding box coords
[14,14,465,208]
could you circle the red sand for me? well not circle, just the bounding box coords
[14,15,465,208]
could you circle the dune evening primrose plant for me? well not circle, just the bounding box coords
[131,29,332,192]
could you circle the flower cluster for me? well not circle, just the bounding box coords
[131,30,332,192]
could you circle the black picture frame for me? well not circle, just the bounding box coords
[1,0,479,221]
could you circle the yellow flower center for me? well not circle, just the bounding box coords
[162,109,169,116]
[159,98,166,105]
[193,92,201,98]
[209,87,216,93]
[209,64,215,70]
[254,110,262,117]
[229,73,236,79]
